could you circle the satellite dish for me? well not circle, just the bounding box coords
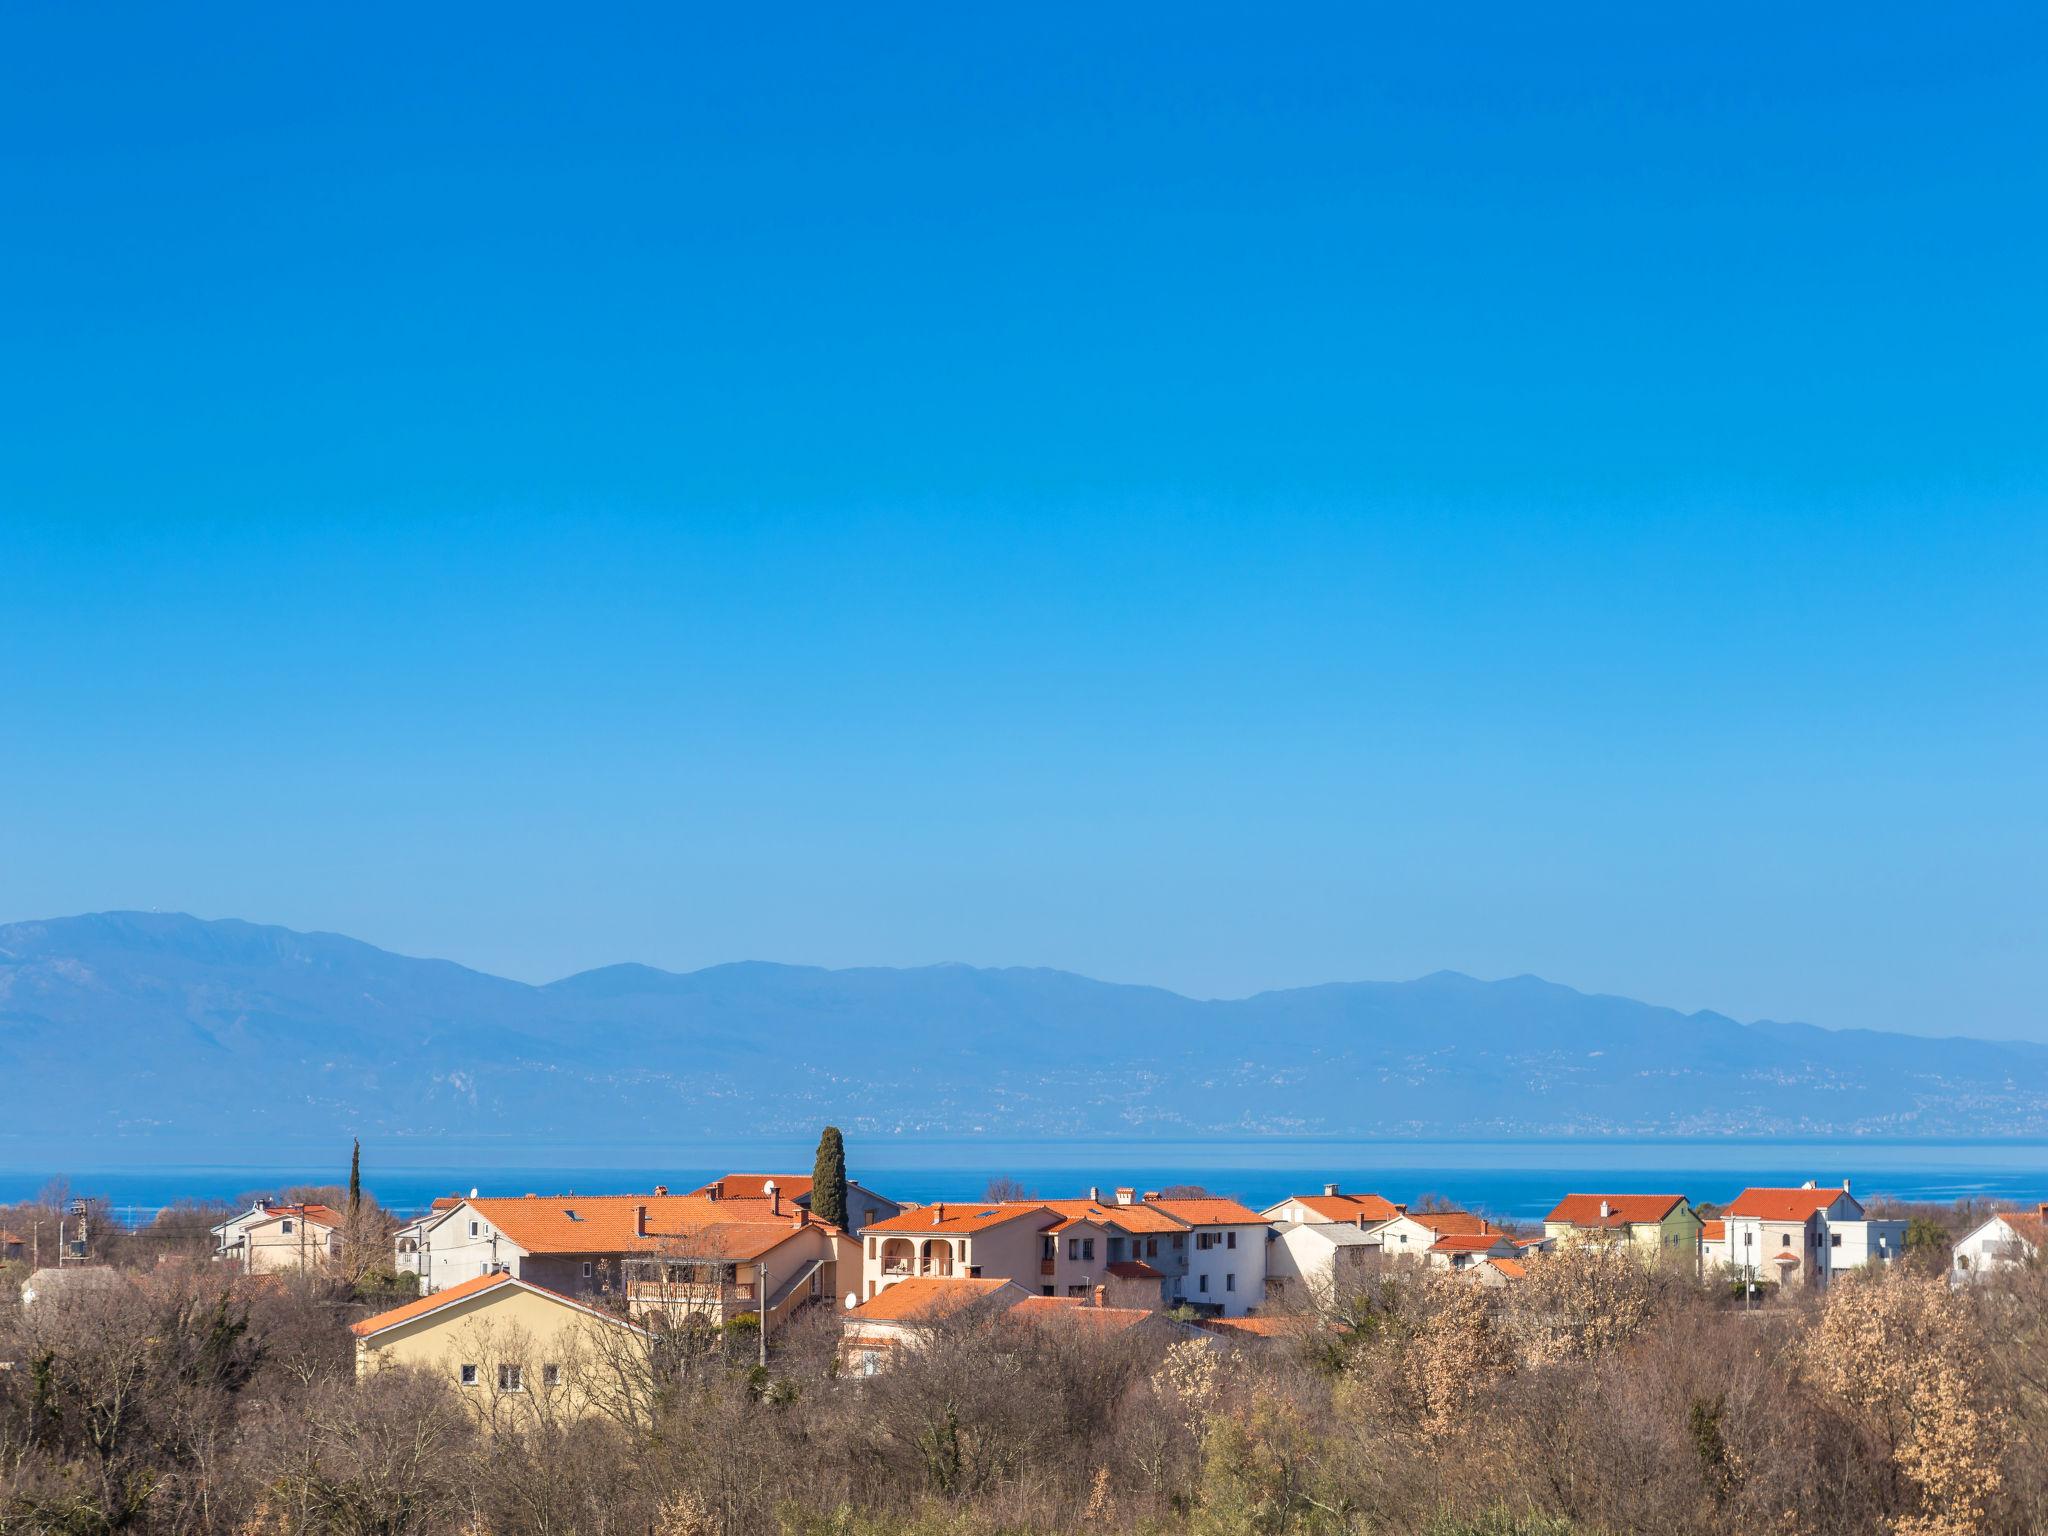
[843,1292,858,1310]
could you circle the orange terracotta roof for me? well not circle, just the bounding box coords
[1485,1258,1527,1280]
[1545,1194,1688,1228]
[847,1277,1022,1321]
[351,1272,511,1336]
[1726,1188,1858,1221]
[251,1204,343,1230]
[464,1194,832,1255]
[690,1174,814,1202]
[1407,1210,1500,1236]
[1041,1198,1191,1235]
[1147,1196,1266,1226]
[1430,1233,1511,1253]
[864,1203,1056,1236]
[1107,1260,1164,1280]
[0,1229,25,1245]
[1283,1193,1403,1224]
[1701,1220,1726,1242]
[351,1271,643,1339]
[1772,1252,1802,1264]
[430,1196,462,1211]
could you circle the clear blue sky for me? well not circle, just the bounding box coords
[3,7,2043,1039]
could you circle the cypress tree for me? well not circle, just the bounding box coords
[348,1138,361,1215]
[811,1126,847,1228]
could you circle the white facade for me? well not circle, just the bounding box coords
[1174,1221,1267,1317]
[1721,1184,1899,1291]
[1951,1209,2046,1284]
[1265,1221,1379,1306]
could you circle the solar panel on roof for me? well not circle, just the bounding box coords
[976,1209,998,1218]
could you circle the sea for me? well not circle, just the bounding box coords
[4,1139,2045,1226]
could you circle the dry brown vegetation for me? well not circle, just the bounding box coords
[2,1226,2045,1534]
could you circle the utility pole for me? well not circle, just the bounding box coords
[758,1261,769,1370]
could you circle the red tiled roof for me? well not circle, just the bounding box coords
[1147,1196,1265,1226]
[1485,1258,1528,1280]
[864,1203,1055,1236]
[1407,1210,1500,1236]
[351,1271,645,1340]
[1041,1198,1190,1235]
[1701,1220,1726,1242]
[1107,1260,1164,1280]
[1430,1233,1511,1253]
[1725,1188,1858,1221]
[848,1277,1021,1321]
[1281,1193,1403,1224]
[1545,1194,1688,1228]
[689,1174,814,1202]
[0,1229,25,1245]
[1199,1315,1304,1339]
[463,1194,834,1255]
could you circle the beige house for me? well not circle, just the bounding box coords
[1261,1185,1406,1231]
[1370,1209,1506,1264]
[216,1203,344,1274]
[351,1272,651,1424]
[857,1202,1058,1303]
[1542,1194,1703,1267]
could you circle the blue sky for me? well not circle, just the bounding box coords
[3,7,2043,1038]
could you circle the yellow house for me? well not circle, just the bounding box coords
[351,1272,654,1426]
[1542,1194,1702,1266]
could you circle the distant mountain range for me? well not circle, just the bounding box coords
[1,912,2044,1162]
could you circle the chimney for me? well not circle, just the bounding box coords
[2037,1202,2048,1220]
[1801,1179,1816,1190]
[1088,1186,1101,1202]
[932,1203,945,1226]
[1842,1178,1851,1194]
[653,1185,668,1197]
[795,1208,810,1229]
[1599,1200,1612,1220]
[633,1204,649,1239]
[1143,1190,1161,1202]
[1395,1203,1408,1216]
[768,1180,782,1217]
[1115,1187,1137,1205]
[1323,1182,1339,1198]
[707,1182,721,1202]
[1092,1284,1107,1308]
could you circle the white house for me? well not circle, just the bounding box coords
[1146,1196,1269,1317]
[1261,1184,1405,1232]
[1951,1204,2047,1285]
[1265,1220,1382,1307]
[1719,1181,1903,1290]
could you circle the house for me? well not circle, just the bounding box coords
[837,1275,1035,1374]
[212,1202,345,1274]
[1720,1181,1905,1290]
[835,1275,1195,1376]
[1424,1231,1520,1273]
[1475,1256,1527,1286]
[1700,1219,1729,1273]
[1265,1219,1382,1305]
[687,1174,903,1235]
[858,1202,1059,1301]
[414,1189,856,1329]
[350,1271,650,1422]
[0,1229,25,1263]
[1261,1184,1406,1232]
[1543,1194,1703,1267]
[1369,1208,1505,1263]
[394,1196,464,1280]
[857,1188,1271,1317]
[1140,1195,1270,1317]
[1950,1203,2048,1285]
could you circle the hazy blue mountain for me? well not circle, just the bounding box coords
[2,911,2043,1162]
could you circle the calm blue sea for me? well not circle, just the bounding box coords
[5,1140,2044,1225]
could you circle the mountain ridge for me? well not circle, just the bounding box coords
[2,911,2042,1159]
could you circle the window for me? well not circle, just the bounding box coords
[280,1219,294,1234]
[582,1261,594,1278]
[1068,1285,1088,1297]
[1226,1273,1236,1292]
[541,1364,561,1388]
[1743,1231,1753,1248]
[867,1237,877,1259]
[1068,1238,1081,1260]
[469,1220,480,1238]
[1197,1233,1215,1251]
[1199,1274,1209,1293]
[1781,1232,1793,1248]
[1082,1238,1094,1260]
[1173,1235,1185,1250]
[498,1364,523,1392]
[459,1364,479,1386]
[860,1349,880,1378]
[863,1207,877,1228]
[1042,1285,1055,1296]
[1830,1234,1842,1249]
[1147,1238,1159,1257]
[1227,1232,1237,1250]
